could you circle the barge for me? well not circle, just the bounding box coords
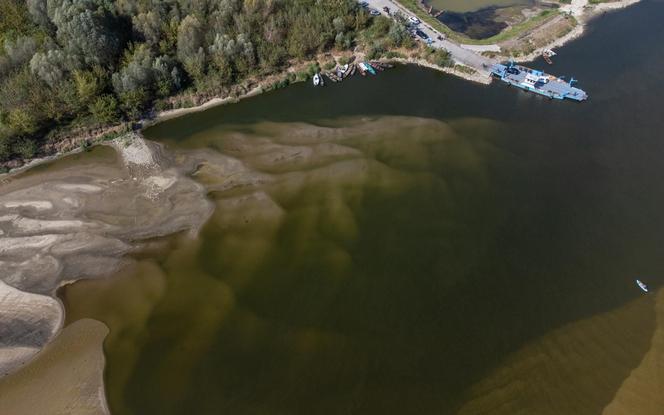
[490,62,588,102]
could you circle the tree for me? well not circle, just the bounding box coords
[4,36,37,68]
[132,11,161,46]
[73,67,104,105]
[112,45,155,96]
[177,15,205,80]
[89,94,119,124]
[7,109,39,136]
[49,0,122,67]
[12,137,38,159]
[27,0,53,31]
[30,49,67,87]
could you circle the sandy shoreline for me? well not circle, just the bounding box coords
[0,133,214,382]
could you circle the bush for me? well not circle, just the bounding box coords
[295,71,309,82]
[89,95,120,125]
[13,138,37,159]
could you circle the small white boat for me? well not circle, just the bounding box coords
[636,279,649,293]
[313,73,321,86]
[543,49,557,57]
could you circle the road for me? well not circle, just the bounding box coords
[360,0,496,75]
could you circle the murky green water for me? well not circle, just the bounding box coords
[426,0,531,13]
[61,1,664,414]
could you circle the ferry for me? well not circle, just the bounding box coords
[490,62,588,102]
[636,279,649,293]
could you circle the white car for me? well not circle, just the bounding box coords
[408,16,421,24]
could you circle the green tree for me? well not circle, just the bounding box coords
[12,137,37,159]
[89,94,119,124]
[177,15,205,80]
[73,68,103,105]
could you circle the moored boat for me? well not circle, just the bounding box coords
[341,64,351,78]
[490,61,587,102]
[313,73,321,86]
[636,279,649,293]
[363,62,377,75]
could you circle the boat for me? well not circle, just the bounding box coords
[325,72,340,82]
[337,63,350,78]
[490,61,588,102]
[341,64,352,78]
[360,62,376,75]
[357,63,366,76]
[349,64,357,76]
[636,279,649,293]
[313,73,321,86]
[542,49,556,65]
[370,61,388,69]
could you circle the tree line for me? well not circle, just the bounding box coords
[0,0,427,163]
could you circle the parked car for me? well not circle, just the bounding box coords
[368,8,380,16]
[359,1,369,7]
[408,16,421,24]
[415,29,429,40]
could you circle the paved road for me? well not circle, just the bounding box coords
[360,0,496,75]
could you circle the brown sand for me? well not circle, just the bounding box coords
[0,318,109,415]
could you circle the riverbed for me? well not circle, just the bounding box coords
[3,0,664,414]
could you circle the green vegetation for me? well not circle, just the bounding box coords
[422,47,454,67]
[0,0,415,163]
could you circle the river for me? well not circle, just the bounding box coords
[59,1,664,414]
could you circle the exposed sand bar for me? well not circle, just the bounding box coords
[0,319,110,415]
[0,133,214,378]
[0,280,63,377]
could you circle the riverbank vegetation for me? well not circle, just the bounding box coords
[0,0,426,166]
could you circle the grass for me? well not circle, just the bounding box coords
[396,0,564,45]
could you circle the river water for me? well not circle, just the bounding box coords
[60,1,664,414]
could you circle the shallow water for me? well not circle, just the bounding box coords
[60,1,664,414]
